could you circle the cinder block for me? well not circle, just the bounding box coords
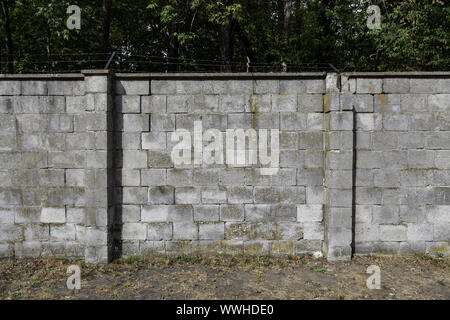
[329,112,353,131]
[410,113,437,131]
[277,222,303,240]
[66,96,85,113]
[297,169,323,186]
[116,80,150,95]
[280,112,306,130]
[254,187,280,203]
[407,150,434,169]
[353,94,374,112]
[280,80,306,94]
[298,94,323,112]
[0,81,21,95]
[201,187,227,204]
[122,150,147,168]
[199,223,224,240]
[428,94,450,111]
[297,204,322,222]
[280,187,306,204]
[149,186,174,204]
[357,78,382,93]
[328,189,352,207]
[142,132,166,150]
[272,94,297,112]
[407,223,433,241]
[306,80,325,93]
[326,170,352,188]
[147,223,172,240]
[141,169,166,186]
[0,207,15,224]
[41,207,65,223]
[247,95,271,113]
[303,222,324,240]
[173,221,198,240]
[15,241,41,258]
[355,224,379,242]
[167,95,193,113]
[294,239,322,254]
[383,78,410,93]
[175,187,200,204]
[122,223,147,240]
[141,205,169,222]
[228,186,253,204]
[306,187,324,205]
[272,204,296,221]
[380,225,407,241]
[116,95,140,113]
[120,169,140,186]
[435,151,450,169]
[374,169,400,187]
[123,114,149,132]
[0,224,23,241]
[220,204,244,222]
[307,113,323,130]
[141,95,167,113]
[244,204,271,221]
[22,81,47,95]
[66,169,85,187]
[194,205,219,221]
[123,187,148,204]
[254,80,279,94]
[50,224,76,241]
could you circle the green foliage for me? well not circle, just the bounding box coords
[0,0,448,73]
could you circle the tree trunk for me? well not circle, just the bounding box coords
[282,0,293,71]
[167,21,179,72]
[0,0,14,73]
[102,0,112,53]
[219,0,234,72]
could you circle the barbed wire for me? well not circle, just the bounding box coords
[0,52,448,74]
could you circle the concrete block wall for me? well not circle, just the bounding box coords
[348,75,450,256]
[0,71,449,263]
[0,75,88,259]
[113,74,326,258]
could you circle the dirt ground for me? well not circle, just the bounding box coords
[0,254,448,300]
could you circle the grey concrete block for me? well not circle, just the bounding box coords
[357,78,382,94]
[272,94,297,112]
[40,207,65,223]
[298,94,323,112]
[198,223,224,240]
[383,78,410,93]
[122,223,147,240]
[149,186,174,204]
[201,187,227,204]
[380,224,407,241]
[116,80,150,95]
[141,95,167,113]
[175,187,200,204]
[0,81,21,95]
[220,204,244,222]
[245,204,271,221]
[173,221,198,240]
[329,112,353,131]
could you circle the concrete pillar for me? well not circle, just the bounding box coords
[323,73,354,261]
[81,70,114,263]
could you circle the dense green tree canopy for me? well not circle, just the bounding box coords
[0,0,448,73]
